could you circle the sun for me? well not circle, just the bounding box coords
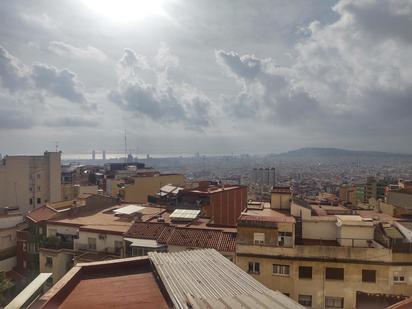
[82,0,167,22]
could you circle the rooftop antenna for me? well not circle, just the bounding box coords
[124,128,128,164]
[52,141,59,152]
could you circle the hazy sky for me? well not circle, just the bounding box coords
[0,0,411,156]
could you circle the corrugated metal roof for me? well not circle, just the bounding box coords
[149,249,304,309]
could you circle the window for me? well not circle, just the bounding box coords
[37,197,41,204]
[37,173,41,179]
[254,232,265,245]
[23,242,27,252]
[299,266,312,279]
[88,237,97,250]
[45,256,53,267]
[37,185,41,192]
[273,264,290,276]
[325,267,344,280]
[298,295,312,307]
[325,297,344,308]
[23,260,27,269]
[362,270,376,283]
[29,198,33,205]
[248,261,260,274]
[393,272,405,283]
[278,231,293,247]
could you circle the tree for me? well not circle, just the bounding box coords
[0,271,13,306]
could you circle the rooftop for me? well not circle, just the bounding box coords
[26,206,58,223]
[149,249,303,309]
[32,249,302,309]
[47,205,164,234]
[37,257,170,309]
[125,222,237,252]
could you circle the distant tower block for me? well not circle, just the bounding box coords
[102,150,106,161]
[92,150,96,161]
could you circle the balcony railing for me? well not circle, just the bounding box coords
[41,240,74,251]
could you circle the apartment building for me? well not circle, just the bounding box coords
[177,181,247,226]
[0,209,24,272]
[0,152,61,213]
[118,172,185,203]
[37,203,163,283]
[236,198,412,309]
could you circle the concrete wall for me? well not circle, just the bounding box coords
[337,225,374,247]
[39,249,73,284]
[291,203,311,219]
[0,152,61,213]
[302,219,337,240]
[236,244,412,309]
[123,174,185,203]
[271,192,291,210]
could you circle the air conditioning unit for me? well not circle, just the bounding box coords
[99,234,107,240]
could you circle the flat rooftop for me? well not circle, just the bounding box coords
[37,257,170,309]
[47,205,164,234]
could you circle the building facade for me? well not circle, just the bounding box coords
[0,152,61,213]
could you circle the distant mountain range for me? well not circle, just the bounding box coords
[272,147,412,159]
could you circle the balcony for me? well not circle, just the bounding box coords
[75,243,122,255]
[237,241,394,263]
[41,238,74,251]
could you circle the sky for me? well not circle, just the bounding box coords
[0,0,411,156]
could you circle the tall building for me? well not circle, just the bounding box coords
[102,150,106,160]
[0,152,61,214]
[91,150,96,161]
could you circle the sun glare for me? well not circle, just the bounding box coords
[82,0,167,22]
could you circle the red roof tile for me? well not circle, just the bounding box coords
[26,206,57,223]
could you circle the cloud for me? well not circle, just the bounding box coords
[0,45,30,92]
[44,116,98,127]
[0,93,35,129]
[216,0,412,137]
[31,63,86,103]
[48,41,107,61]
[0,44,87,104]
[110,46,211,130]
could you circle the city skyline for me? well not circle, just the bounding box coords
[1,0,412,155]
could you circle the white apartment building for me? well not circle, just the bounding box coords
[0,152,61,214]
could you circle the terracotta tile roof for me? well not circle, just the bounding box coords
[125,222,169,239]
[126,222,237,252]
[26,206,58,223]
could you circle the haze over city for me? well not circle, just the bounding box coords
[1,0,411,156]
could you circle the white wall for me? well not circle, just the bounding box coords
[337,225,374,247]
[75,231,123,253]
[47,224,78,237]
[302,219,337,240]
